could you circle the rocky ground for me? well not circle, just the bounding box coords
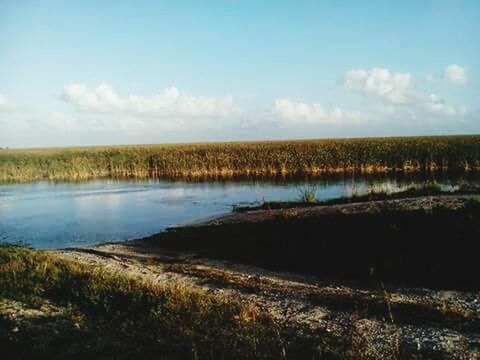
[55,241,480,359]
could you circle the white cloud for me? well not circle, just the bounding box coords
[342,67,467,120]
[2,68,473,148]
[272,98,364,125]
[423,94,460,116]
[60,83,236,118]
[444,64,467,85]
[343,68,417,104]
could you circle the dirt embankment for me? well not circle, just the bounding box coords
[148,194,480,289]
[52,195,480,359]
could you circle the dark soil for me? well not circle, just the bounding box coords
[150,195,480,289]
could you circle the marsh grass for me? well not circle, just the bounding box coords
[297,184,318,202]
[2,135,480,182]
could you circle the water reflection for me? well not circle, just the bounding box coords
[0,173,479,249]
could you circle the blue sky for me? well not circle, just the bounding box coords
[0,0,479,148]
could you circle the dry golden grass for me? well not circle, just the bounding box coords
[1,135,480,182]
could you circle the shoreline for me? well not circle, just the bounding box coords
[1,194,480,358]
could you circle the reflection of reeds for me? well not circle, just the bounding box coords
[366,181,443,196]
[2,135,480,182]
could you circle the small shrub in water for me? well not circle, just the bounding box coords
[297,184,317,203]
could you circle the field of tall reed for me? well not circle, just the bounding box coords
[1,135,480,182]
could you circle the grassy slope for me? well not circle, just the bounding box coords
[0,245,286,360]
[1,135,480,182]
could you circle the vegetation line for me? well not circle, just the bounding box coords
[235,182,480,212]
[1,135,480,182]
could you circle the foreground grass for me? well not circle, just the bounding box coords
[2,135,480,182]
[0,245,287,359]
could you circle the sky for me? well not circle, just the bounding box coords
[0,0,479,148]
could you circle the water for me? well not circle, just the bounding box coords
[1,174,479,249]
